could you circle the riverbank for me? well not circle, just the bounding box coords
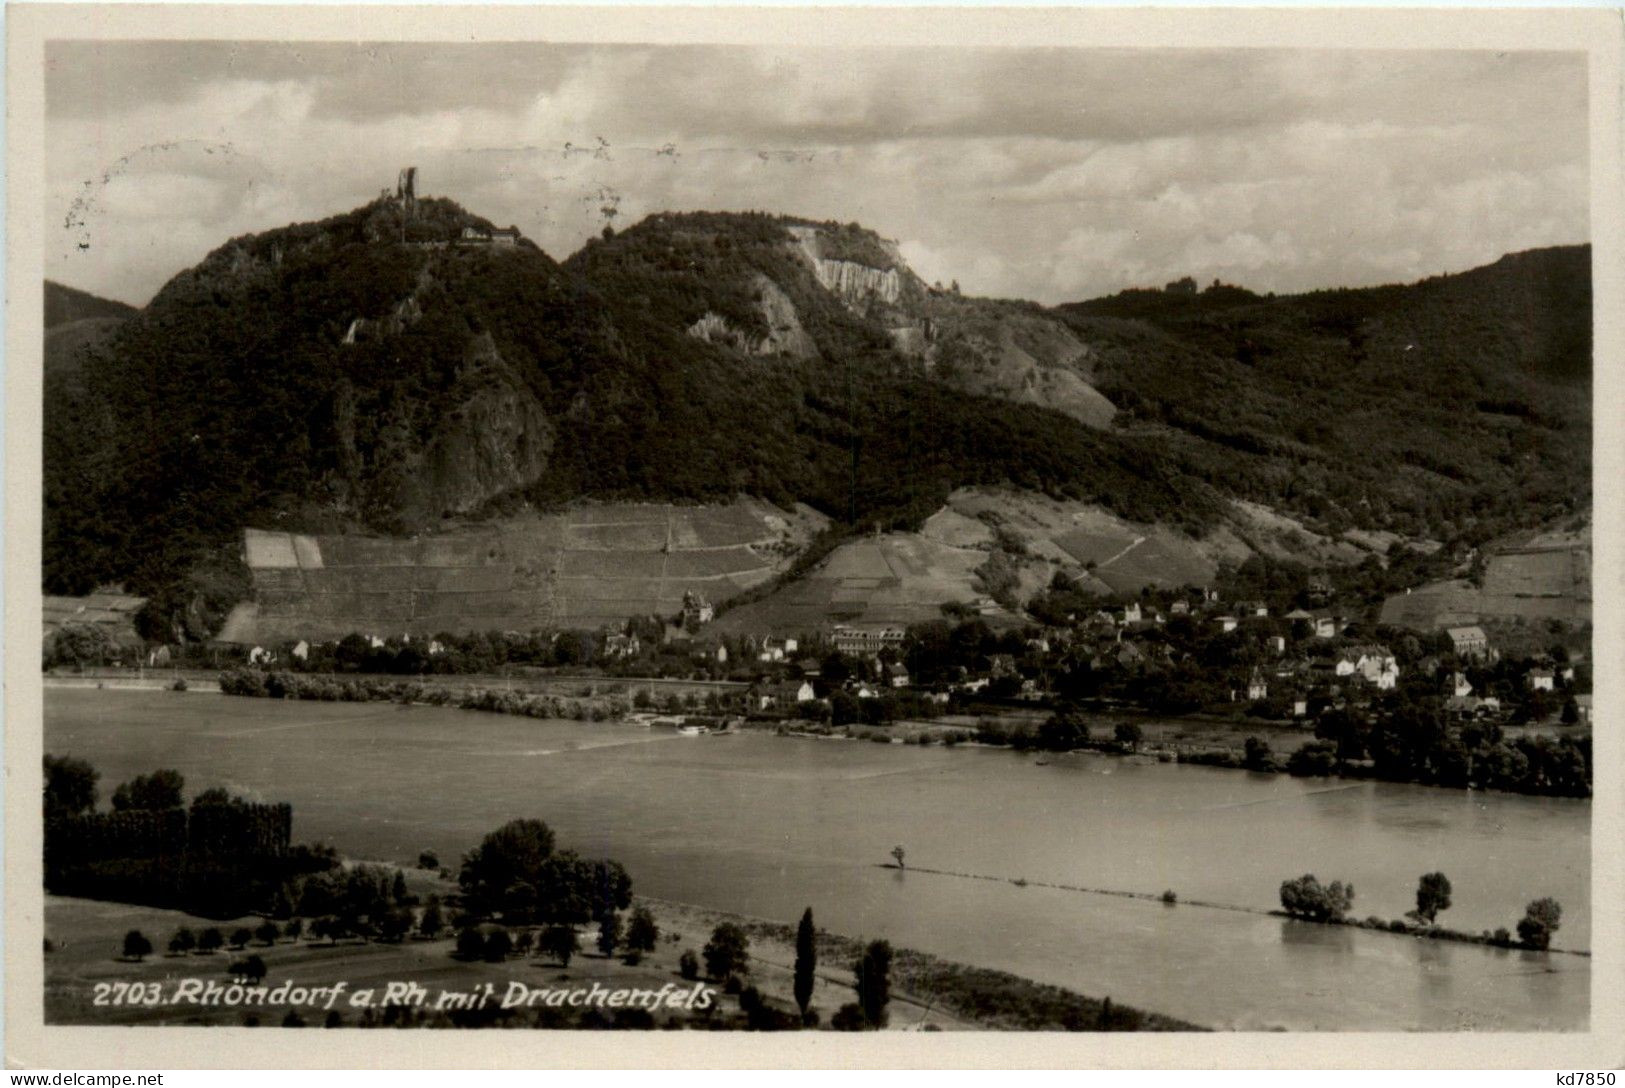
[43,882,1200,1031]
[889,864,1588,958]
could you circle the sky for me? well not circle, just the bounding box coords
[45,41,1589,307]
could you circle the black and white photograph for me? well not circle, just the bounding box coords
[6,3,1622,1068]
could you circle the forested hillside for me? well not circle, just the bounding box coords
[1055,246,1592,545]
[43,197,1218,637]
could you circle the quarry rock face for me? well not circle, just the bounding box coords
[811,258,903,308]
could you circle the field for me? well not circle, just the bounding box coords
[1379,517,1591,631]
[43,887,971,1030]
[715,531,1008,633]
[226,500,828,642]
[712,486,1410,635]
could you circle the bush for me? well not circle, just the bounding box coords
[1159,890,1177,905]
[1517,898,1562,950]
[679,950,700,981]
[830,1003,867,1031]
[454,927,485,961]
[1279,874,1355,922]
[703,922,750,981]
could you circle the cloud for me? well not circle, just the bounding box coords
[45,42,1588,307]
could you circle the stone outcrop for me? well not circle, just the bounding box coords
[685,274,817,359]
[413,332,554,518]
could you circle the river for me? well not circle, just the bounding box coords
[44,689,1590,1030]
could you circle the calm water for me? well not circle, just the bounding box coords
[45,689,1591,1030]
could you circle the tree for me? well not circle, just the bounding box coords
[853,940,892,1028]
[1038,711,1090,752]
[890,845,906,870]
[455,927,486,961]
[43,755,98,819]
[229,927,253,950]
[597,911,621,957]
[198,927,224,954]
[514,929,535,957]
[703,922,750,981]
[378,909,412,943]
[191,787,238,809]
[1517,898,1563,950]
[1114,721,1143,752]
[283,918,304,942]
[539,924,579,967]
[417,898,444,939]
[458,818,557,919]
[391,870,409,904]
[793,908,817,1020]
[1278,874,1355,922]
[1413,872,1453,924]
[253,921,278,946]
[1243,736,1273,771]
[228,954,268,984]
[678,949,701,980]
[418,850,440,870]
[123,930,153,962]
[168,928,196,956]
[111,769,185,812]
[483,929,513,963]
[626,906,659,953]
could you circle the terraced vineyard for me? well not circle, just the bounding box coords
[1379,520,1591,630]
[222,500,827,643]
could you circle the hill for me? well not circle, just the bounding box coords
[43,192,1221,638]
[44,281,136,381]
[45,280,137,328]
[564,211,1117,428]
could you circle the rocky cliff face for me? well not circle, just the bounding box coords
[413,332,554,518]
[686,273,817,359]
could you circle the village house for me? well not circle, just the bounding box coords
[1115,642,1148,671]
[885,662,910,689]
[1267,635,1287,655]
[1450,672,1473,699]
[691,638,727,665]
[1247,670,1269,701]
[1214,614,1239,633]
[603,632,641,660]
[1526,667,1555,692]
[832,624,906,656]
[1446,625,1490,660]
[1244,601,1270,618]
[1336,645,1399,690]
[1119,602,1143,625]
[1169,600,1191,616]
[757,635,798,663]
[460,225,520,246]
[681,590,715,629]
